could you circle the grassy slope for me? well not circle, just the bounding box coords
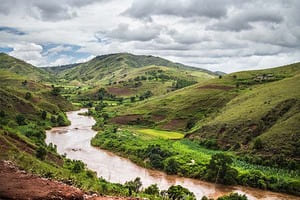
[0,53,54,82]
[49,53,216,98]
[0,57,133,198]
[110,62,300,159]
[0,70,73,118]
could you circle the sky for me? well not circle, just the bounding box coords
[0,0,299,73]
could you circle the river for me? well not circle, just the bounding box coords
[45,109,299,200]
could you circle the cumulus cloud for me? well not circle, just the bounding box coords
[9,43,45,66]
[209,9,283,32]
[0,0,105,21]
[0,0,299,73]
[123,0,234,20]
[105,23,163,41]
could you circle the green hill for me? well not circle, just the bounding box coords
[109,62,300,161]
[48,53,217,98]
[0,53,54,82]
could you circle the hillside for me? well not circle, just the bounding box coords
[48,53,217,98]
[0,53,54,82]
[108,62,300,161]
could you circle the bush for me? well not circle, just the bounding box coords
[205,153,238,185]
[125,177,142,194]
[167,185,196,200]
[165,158,179,174]
[36,146,47,160]
[16,114,26,125]
[51,115,57,123]
[144,184,160,195]
[57,114,68,126]
[253,138,263,149]
[72,160,84,173]
[0,110,5,118]
[41,110,47,120]
[25,92,32,100]
[217,193,247,200]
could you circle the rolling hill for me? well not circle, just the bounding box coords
[109,62,300,161]
[46,53,217,98]
[0,53,54,82]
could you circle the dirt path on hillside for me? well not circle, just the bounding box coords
[0,160,136,200]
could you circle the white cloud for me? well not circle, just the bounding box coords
[9,43,45,66]
[0,0,299,73]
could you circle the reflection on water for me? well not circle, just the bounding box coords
[45,109,299,200]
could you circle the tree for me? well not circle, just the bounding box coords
[205,153,238,185]
[41,110,47,120]
[130,96,135,103]
[253,138,263,150]
[16,114,26,125]
[57,114,67,126]
[167,185,196,200]
[144,184,160,195]
[98,88,107,100]
[125,177,142,194]
[217,193,248,200]
[0,110,5,118]
[51,86,60,96]
[36,146,47,160]
[51,115,57,123]
[165,158,179,174]
[22,80,27,86]
[25,92,32,100]
[72,160,84,173]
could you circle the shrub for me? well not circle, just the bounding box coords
[205,153,238,185]
[57,114,67,126]
[51,86,60,96]
[217,193,248,200]
[0,110,5,118]
[165,158,179,174]
[144,184,160,195]
[125,177,142,194]
[253,138,263,149]
[167,185,196,200]
[25,92,32,100]
[36,146,47,160]
[41,110,47,120]
[16,114,26,125]
[51,115,57,123]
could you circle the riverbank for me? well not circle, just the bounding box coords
[46,109,300,200]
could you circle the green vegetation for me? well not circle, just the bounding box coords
[1,52,300,198]
[137,128,184,139]
[91,126,300,195]
[109,62,300,167]
[0,53,54,81]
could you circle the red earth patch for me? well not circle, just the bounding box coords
[107,87,132,96]
[198,84,234,91]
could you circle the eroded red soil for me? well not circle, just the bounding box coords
[0,160,135,200]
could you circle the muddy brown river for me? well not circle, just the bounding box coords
[45,109,299,200]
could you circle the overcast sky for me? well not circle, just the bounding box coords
[0,0,299,72]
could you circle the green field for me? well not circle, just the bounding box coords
[136,128,184,139]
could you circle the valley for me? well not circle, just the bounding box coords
[0,52,299,200]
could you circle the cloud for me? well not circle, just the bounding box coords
[0,0,299,73]
[0,26,26,35]
[209,9,283,32]
[9,43,45,66]
[105,23,162,41]
[123,0,233,20]
[45,45,73,56]
[0,0,105,21]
